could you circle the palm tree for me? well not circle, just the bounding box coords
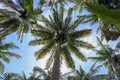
[60,62,107,80]
[29,4,94,80]
[28,66,50,80]
[88,37,119,80]
[0,41,21,74]
[0,72,27,80]
[0,0,42,41]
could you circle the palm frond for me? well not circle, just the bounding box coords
[83,14,98,25]
[0,43,19,50]
[45,54,54,69]
[29,39,52,46]
[34,24,53,34]
[87,63,102,77]
[69,29,92,38]
[45,48,55,69]
[53,9,61,30]
[88,57,106,62]
[96,37,106,50]
[0,52,10,63]
[75,40,94,49]
[62,46,75,68]
[78,66,86,77]
[2,52,21,59]
[68,43,87,61]
[0,61,4,75]
[59,3,64,25]
[31,29,53,38]
[35,41,55,60]
[40,15,57,31]
[0,0,20,12]
[95,49,109,55]
[64,8,73,28]
[69,16,86,30]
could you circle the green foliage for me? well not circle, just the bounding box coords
[23,0,34,14]
[0,42,21,74]
[0,61,4,75]
[86,4,120,32]
[63,62,103,80]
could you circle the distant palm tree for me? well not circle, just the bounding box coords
[88,37,119,80]
[28,66,50,80]
[61,62,107,80]
[0,72,27,80]
[0,41,21,74]
[29,4,94,80]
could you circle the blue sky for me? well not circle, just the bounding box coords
[1,0,120,78]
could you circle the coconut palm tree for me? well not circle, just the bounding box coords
[88,37,119,80]
[60,62,108,80]
[29,4,94,80]
[0,41,21,75]
[0,71,27,80]
[0,0,43,41]
[28,66,50,80]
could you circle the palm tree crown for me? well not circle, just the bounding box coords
[88,37,120,79]
[0,0,39,41]
[29,4,94,80]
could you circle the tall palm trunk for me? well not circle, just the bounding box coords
[111,63,119,80]
[50,42,61,80]
[108,55,119,80]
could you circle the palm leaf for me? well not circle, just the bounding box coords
[96,37,106,50]
[79,66,86,77]
[75,40,94,49]
[0,61,4,75]
[0,0,20,12]
[68,43,87,61]
[69,16,86,30]
[0,52,10,63]
[59,3,64,25]
[62,46,75,68]
[29,39,52,46]
[88,57,106,62]
[64,8,73,28]
[0,43,19,50]
[45,51,55,69]
[53,9,61,30]
[23,0,34,14]
[35,41,55,60]
[40,15,57,31]
[31,29,53,38]
[69,29,92,38]
[86,4,120,32]
[2,52,21,59]
[87,63,102,77]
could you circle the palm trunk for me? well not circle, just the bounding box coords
[111,63,119,80]
[108,56,119,80]
[50,42,61,80]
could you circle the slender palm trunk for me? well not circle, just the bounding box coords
[50,43,61,80]
[108,56,119,80]
[111,63,119,80]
